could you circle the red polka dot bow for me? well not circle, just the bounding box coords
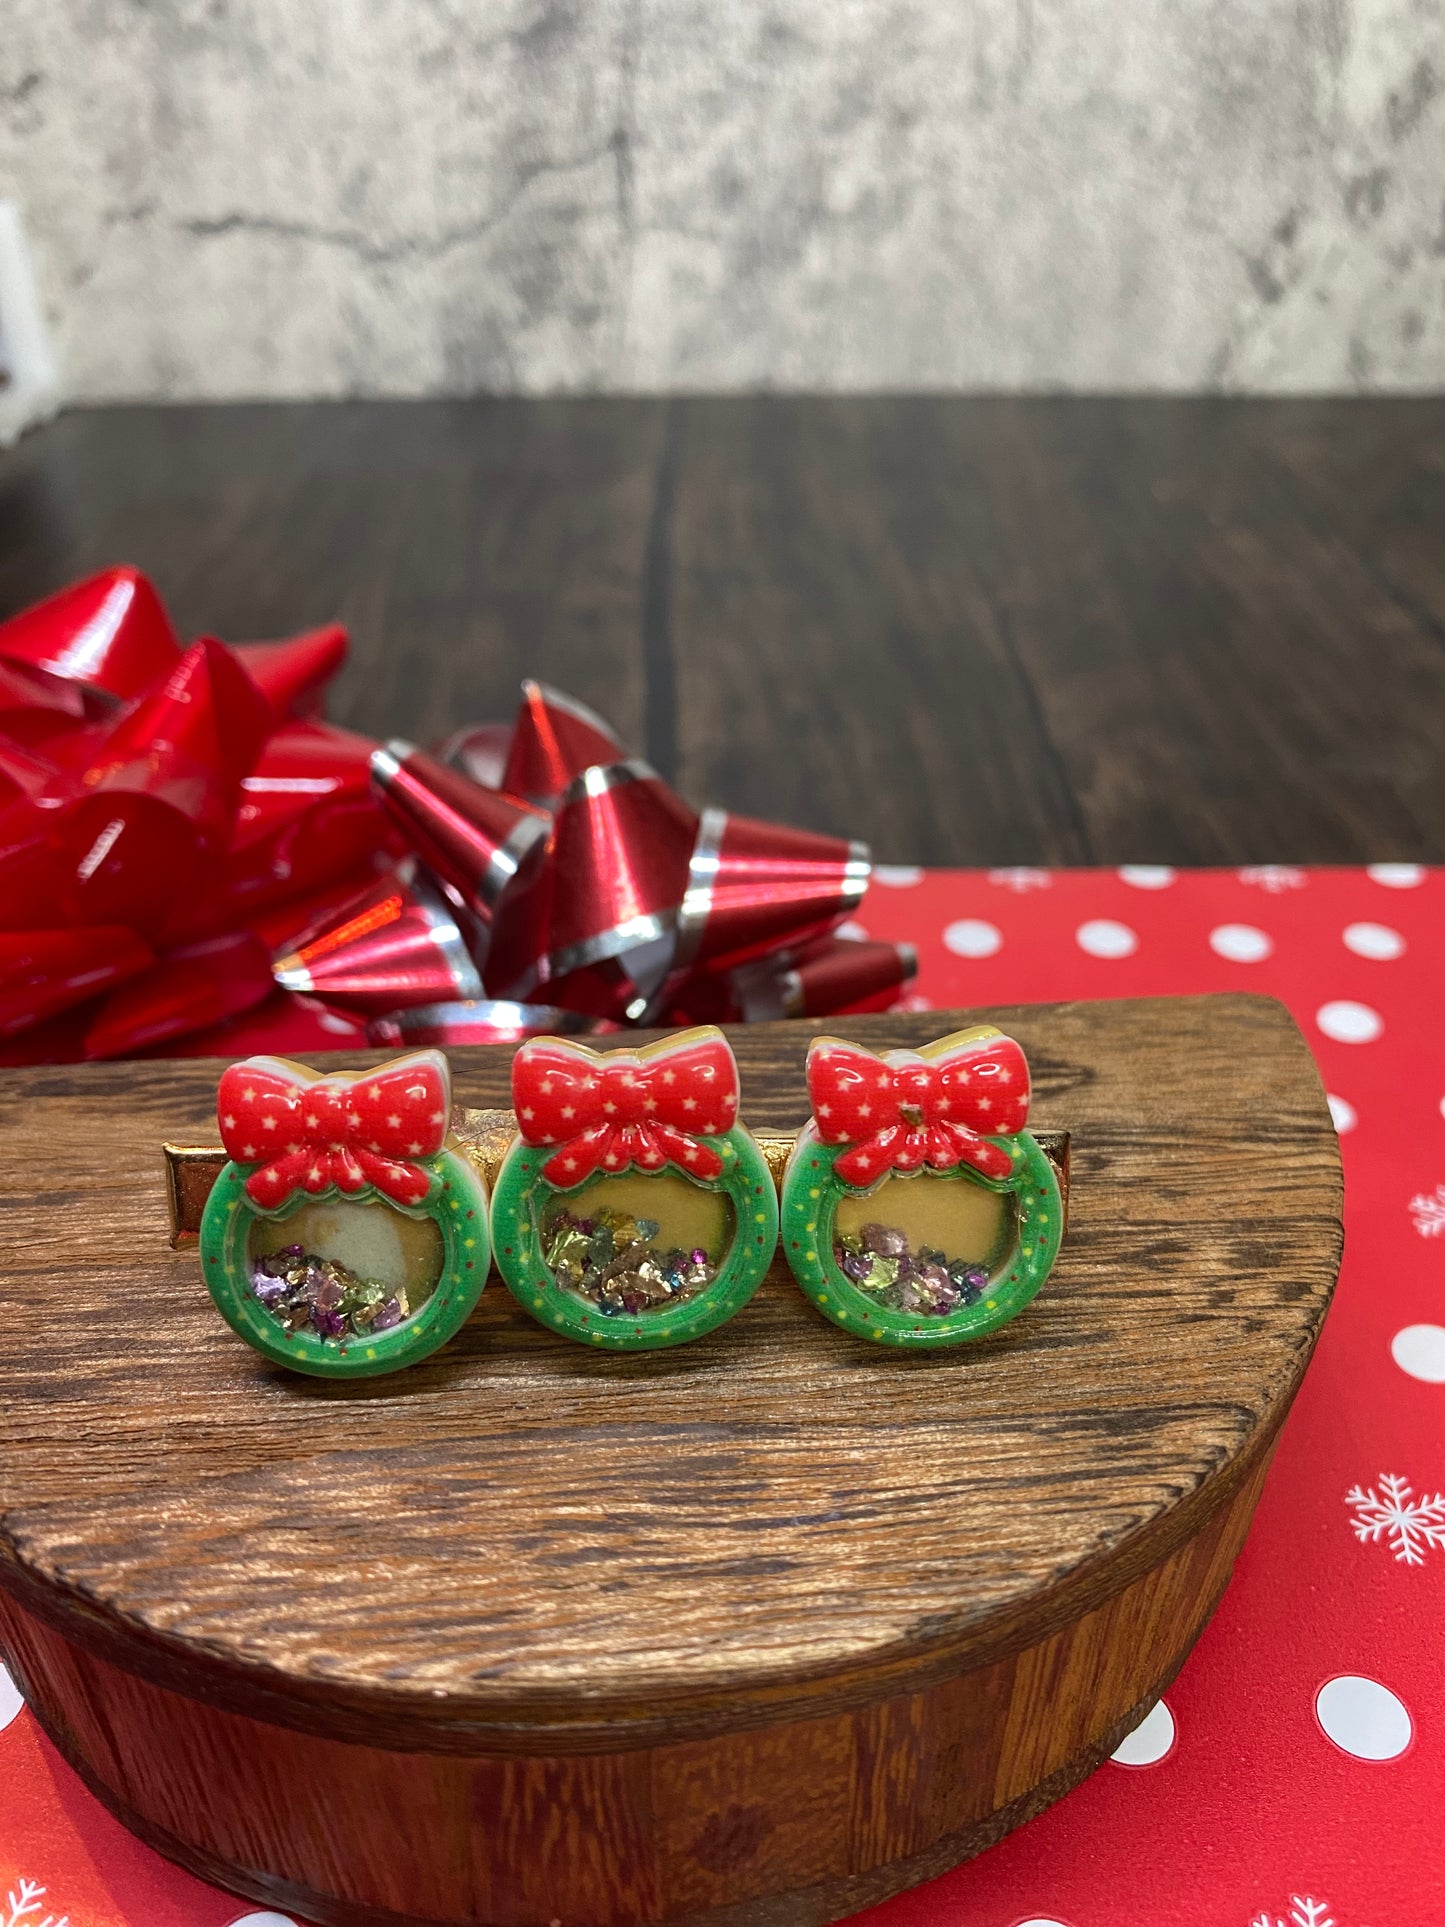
[217,1050,451,1209]
[806,1028,1029,1188]
[512,1028,740,1187]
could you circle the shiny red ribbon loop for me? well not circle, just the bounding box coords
[217,1050,451,1209]
[807,1030,1029,1188]
[513,1029,739,1187]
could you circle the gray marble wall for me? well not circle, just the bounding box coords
[3,0,1443,400]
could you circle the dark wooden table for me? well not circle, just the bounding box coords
[1,397,1441,866]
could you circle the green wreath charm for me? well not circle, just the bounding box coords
[781,1025,1062,1347]
[200,1049,489,1377]
[491,1027,777,1349]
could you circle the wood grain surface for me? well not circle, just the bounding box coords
[2,397,1442,866]
[0,995,1343,1925]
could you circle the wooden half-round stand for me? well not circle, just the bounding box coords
[0,995,1341,1927]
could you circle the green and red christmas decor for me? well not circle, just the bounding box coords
[200,1048,489,1376]
[490,1026,777,1349]
[781,1025,1061,1347]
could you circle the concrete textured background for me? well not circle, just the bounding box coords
[2,0,1444,400]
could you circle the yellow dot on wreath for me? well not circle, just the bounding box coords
[806,1221,816,1232]
[533,1296,543,1308]
[755,1211,767,1222]
[809,1188,820,1199]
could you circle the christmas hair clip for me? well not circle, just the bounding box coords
[780,1025,1063,1346]
[174,1028,1067,1370]
[490,1027,778,1348]
[198,1050,490,1376]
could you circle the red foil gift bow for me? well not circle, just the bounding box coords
[273,861,483,1015]
[806,1028,1030,1188]
[512,1029,739,1187]
[0,565,181,703]
[0,565,907,1062]
[217,1051,451,1210]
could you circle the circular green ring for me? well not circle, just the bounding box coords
[781,1128,1062,1348]
[199,1149,491,1378]
[490,1129,778,1350]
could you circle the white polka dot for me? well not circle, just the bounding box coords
[1392,1323,1445,1383]
[873,865,923,888]
[1075,919,1138,959]
[835,920,870,941]
[1440,1094,1445,1124]
[1118,865,1175,889]
[228,1914,301,1927]
[1315,1676,1412,1760]
[0,1663,23,1731]
[1012,1919,1072,1927]
[897,992,934,1012]
[1326,1094,1357,1134]
[318,1011,362,1035]
[1209,923,1273,963]
[1343,921,1406,961]
[943,918,1003,958]
[1110,1698,1175,1766]
[1316,1000,1383,1044]
[1367,863,1426,889]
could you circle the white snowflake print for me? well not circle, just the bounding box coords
[1408,1183,1445,1237]
[1250,1897,1362,1927]
[4,1877,69,1927]
[986,867,1050,892]
[1238,865,1307,893]
[1346,1473,1445,1566]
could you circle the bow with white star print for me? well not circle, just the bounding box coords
[217,1051,451,1209]
[806,1030,1029,1187]
[511,1030,739,1187]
